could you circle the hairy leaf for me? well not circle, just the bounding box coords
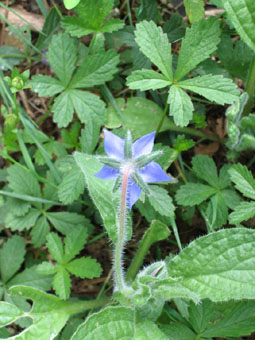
[228,163,255,199]
[66,257,102,278]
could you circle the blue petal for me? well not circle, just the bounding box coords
[103,129,125,160]
[127,179,142,210]
[95,165,120,180]
[133,131,156,158]
[139,161,172,183]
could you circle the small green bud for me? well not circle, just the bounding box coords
[12,76,24,90]
[5,114,18,129]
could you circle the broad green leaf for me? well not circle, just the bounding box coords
[206,193,228,230]
[6,196,31,216]
[71,306,168,340]
[174,18,221,81]
[127,70,171,91]
[70,50,119,88]
[229,201,255,224]
[29,75,64,96]
[31,215,50,248]
[192,154,218,188]
[188,299,214,334]
[64,226,88,262]
[52,90,74,128]
[0,235,26,283]
[176,183,217,206]
[223,0,255,52]
[5,208,41,232]
[61,17,95,37]
[100,19,124,33]
[74,152,118,242]
[173,135,195,152]
[66,257,102,278]
[168,85,194,127]
[221,188,241,210]
[184,0,204,23]
[160,323,196,340]
[203,301,255,337]
[47,33,77,86]
[7,165,41,198]
[228,163,255,199]
[0,302,23,327]
[75,0,113,28]
[58,165,85,204]
[46,211,88,235]
[46,232,64,264]
[135,20,173,80]
[148,186,175,217]
[37,262,57,275]
[7,266,52,291]
[80,119,100,154]
[179,74,239,104]
[70,89,106,125]
[218,164,232,189]
[53,267,71,300]
[64,0,80,10]
[168,228,255,301]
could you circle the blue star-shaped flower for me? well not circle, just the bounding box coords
[95,129,173,210]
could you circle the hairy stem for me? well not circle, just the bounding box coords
[114,166,130,291]
[243,54,255,116]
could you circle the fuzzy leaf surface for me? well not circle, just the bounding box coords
[229,201,255,224]
[66,257,102,279]
[148,185,175,217]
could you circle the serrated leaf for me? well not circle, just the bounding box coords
[6,196,31,216]
[192,154,218,188]
[31,215,50,248]
[229,201,255,224]
[184,0,204,23]
[29,75,64,97]
[223,0,255,52]
[168,85,194,127]
[179,74,239,104]
[221,188,241,210]
[76,0,113,28]
[70,89,106,125]
[64,226,88,263]
[0,302,23,327]
[71,306,168,340]
[70,50,119,88]
[37,262,57,275]
[66,257,102,278]
[64,0,80,10]
[176,183,217,206]
[228,163,255,199]
[53,267,71,300]
[173,135,195,152]
[0,235,26,283]
[163,13,185,43]
[127,69,171,91]
[61,17,95,37]
[46,211,88,235]
[188,299,214,334]
[174,18,221,81]
[148,185,175,217]
[52,90,74,128]
[135,20,173,80]
[218,164,231,189]
[206,193,228,230]
[58,165,85,204]
[100,19,124,33]
[160,323,196,340]
[47,33,77,86]
[5,208,41,232]
[46,232,64,264]
[168,228,255,301]
[80,119,100,154]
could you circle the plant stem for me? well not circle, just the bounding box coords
[126,0,133,27]
[114,166,130,291]
[170,217,182,251]
[156,103,168,136]
[243,54,255,116]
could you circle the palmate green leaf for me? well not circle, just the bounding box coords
[75,0,113,28]
[167,228,255,301]
[229,201,255,224]
[161,323,196,340]
[223,0,255,52]
[53,267,71,300]
[70,50,119,89]
[179,74,239,105]
[0,235,26,283]
[80,119,100,154]
[36,262,57,276]
[31,215,50,248]
[222,188,241,210]
[188,299,215,334]
[192,154,218,188]
[135,20,173,80]
[64,226,88,263]
[126,70,171,91]
[228,163,255,199]
[163,13,185,43]
[176,183,217,206]
[184,0,204,23]
[47,33,78,87]
[29,75,64,97]
[174,18,221,81]
[74,152,118,242]
[206,193,228,230]
[148,186,175,217]
[71,306,168,340]
[52,90,74,128]
[0,302,23,327]
[61,17,95,37]
[168,85,194,127]
[100,19,124,33]
[66,257,102,279]
[46,232,64,264]
[46,211,89,235]
[6,196,31,216]
[5,208,41,232]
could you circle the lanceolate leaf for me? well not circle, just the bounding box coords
[174,18,221,81]
[192,154,219,188]
[52,91,74,128]
[176,183,217,206]
[184,0,205,23]
[168,228,255,301]
[179,74,239,105]
[29,75,64,97]
[127,70,171,91]
[223,0,255,52]
[135,20,173,81]
[228,163,255,199]
[229,201,255,224]
[168,85,194,127]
